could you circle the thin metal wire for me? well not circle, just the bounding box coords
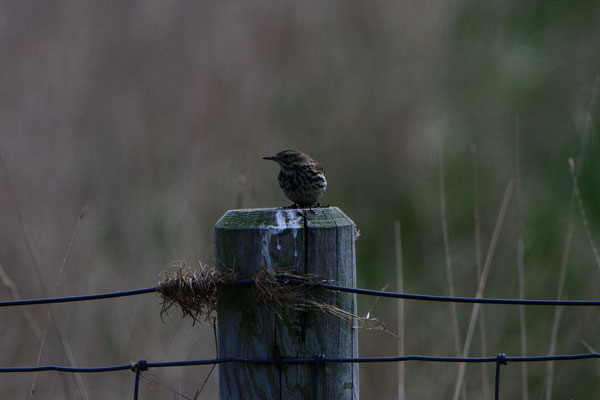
[1,280,600,308]
[494,354,507,400]
[132,360,147,400]
[133,368,141,400]
[0,353,598,399]
[133,369,140,400]
[1,353,598,374]
[309,282,600,306]
[0,364,133,373]
[237,279,600,306]
[313,354,325,400]
[0,287,157,307]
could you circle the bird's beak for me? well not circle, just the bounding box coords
[263,156,277,161]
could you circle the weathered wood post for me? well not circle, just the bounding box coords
[214,207,358,399]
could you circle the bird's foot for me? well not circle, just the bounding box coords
[304,206,318,215]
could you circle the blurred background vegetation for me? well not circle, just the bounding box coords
[1,1,600,398]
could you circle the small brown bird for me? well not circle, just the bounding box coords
[263,149,327,207]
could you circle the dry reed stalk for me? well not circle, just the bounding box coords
[515,117,529,400]
[544,76,599,400]
[438,147,465,399]
[452,181,514,400]
[394,221,405,400]
[544,166,578,400]
[0,263,42,338]
[471,147,490,399]
[0,153,87,400]
[544,199,573,400]
[31,204,89,400]
[569,159,600,271]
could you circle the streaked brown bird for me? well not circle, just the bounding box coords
[263,149,327,207]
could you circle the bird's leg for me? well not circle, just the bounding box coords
[307,206,318,215]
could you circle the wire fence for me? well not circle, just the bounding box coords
[1,280,599,399]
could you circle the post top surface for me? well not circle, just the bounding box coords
[215,206,355,229]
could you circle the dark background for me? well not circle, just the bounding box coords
[1,1,600,398]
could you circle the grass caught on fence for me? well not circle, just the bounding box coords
[156,262,234,325]
[156,262,388,332]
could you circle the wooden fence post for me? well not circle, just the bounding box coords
[214,207,359,399]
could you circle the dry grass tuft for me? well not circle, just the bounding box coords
[156,261,235,325]
[253,268,391,333]
[253,269,334,318]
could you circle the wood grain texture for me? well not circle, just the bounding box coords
[215,207,358,399]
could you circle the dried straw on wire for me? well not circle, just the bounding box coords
[156,261,234,325]
[157,262,390,333]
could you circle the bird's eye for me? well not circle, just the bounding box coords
[283,154,289,159]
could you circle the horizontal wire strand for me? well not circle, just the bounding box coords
[2,353,600,374]
[2,280,600,307]
[0,287,157,307]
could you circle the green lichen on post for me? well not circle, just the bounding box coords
[215,207,303,229]
[215,207,353,230]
